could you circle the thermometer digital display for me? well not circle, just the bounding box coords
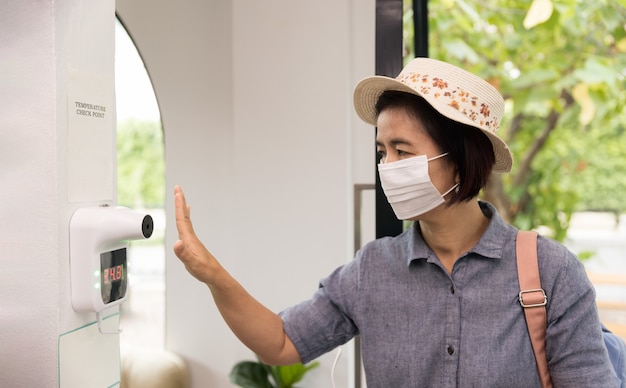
[100,248,127,304]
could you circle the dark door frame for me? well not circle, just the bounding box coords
[353,2,429,387]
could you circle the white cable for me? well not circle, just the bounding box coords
[331,346,343,388]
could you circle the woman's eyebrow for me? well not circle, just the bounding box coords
[375,138,412,147]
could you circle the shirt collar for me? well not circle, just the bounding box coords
[406,201,513,266]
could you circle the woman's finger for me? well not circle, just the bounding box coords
[174,185,196,240]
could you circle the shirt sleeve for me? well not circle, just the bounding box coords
[540,237,620,387]
[279,258,361,364]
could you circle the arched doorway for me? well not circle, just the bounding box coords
[115,18,166,350]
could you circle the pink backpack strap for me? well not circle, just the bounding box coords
[516,230,553,388]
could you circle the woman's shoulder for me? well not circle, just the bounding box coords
[535,234,579,266]
[534,233,590,291]
[358,227,416,257]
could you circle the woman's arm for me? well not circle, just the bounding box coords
[172,185,300,365]
[543,242,619,387]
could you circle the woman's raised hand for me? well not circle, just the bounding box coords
[173,185,218,285]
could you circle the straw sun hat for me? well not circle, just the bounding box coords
[353,57,513,173]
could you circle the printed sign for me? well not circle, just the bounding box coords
[67,68,115,203]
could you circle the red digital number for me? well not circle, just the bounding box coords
[104,265,123,284]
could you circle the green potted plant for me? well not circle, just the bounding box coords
[229,356,319,388]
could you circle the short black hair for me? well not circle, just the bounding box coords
[375,90,495,205]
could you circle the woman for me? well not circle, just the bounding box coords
[173,58,618,387]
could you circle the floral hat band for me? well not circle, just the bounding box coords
[353,57,513,173]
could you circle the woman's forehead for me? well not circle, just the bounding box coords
[376,110,430,142]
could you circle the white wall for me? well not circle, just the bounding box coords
[1,0,122,386]
[0,3,58,385]
[0,0,376,386]
[116,0,376,387]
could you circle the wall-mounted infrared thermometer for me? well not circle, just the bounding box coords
[69,205,153,333]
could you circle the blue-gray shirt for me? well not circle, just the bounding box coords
[280,202,618,387]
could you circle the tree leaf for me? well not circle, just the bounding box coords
[523,0,554,29]
[573,58,618,85]
[571,83,595,125]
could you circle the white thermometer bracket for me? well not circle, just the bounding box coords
[69,205,153,331]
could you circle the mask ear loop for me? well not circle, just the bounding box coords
[427,152,449,162]
[431,153,459,199]
[442,183,459,198]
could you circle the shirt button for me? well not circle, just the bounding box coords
[450,286,455,294]
[447,346,455,355]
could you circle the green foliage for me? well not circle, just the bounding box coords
[117,119,165,208]
[577,250,597,261]
[230,362,274,388]
[404,0,626,239]
[230,358,320,388]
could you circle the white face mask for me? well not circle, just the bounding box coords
[377,153,458,220]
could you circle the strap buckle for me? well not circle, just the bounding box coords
[519,288,547,308]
